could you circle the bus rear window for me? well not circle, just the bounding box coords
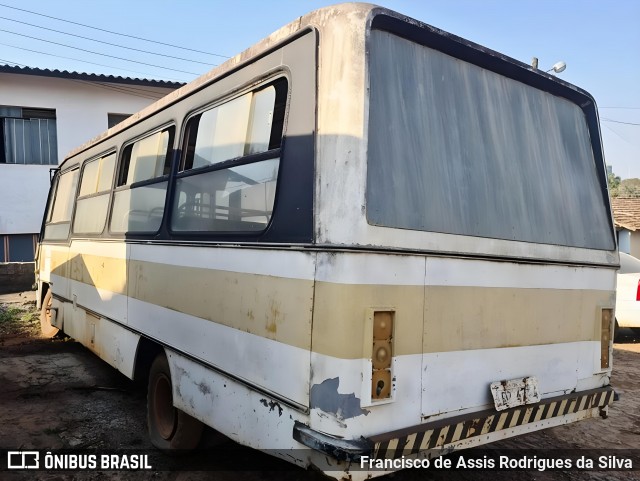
[366,30,614,250]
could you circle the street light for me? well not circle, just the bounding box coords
[531,58,567,75]
[546,61,566,74]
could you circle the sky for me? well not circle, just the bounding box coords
[0,0,638,177]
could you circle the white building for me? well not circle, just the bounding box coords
[0,65,181,263]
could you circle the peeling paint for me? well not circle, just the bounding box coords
[310,377,369,420]
[259,398,283,417]
[315,409,347,429]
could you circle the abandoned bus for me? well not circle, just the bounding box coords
[36,3,617,478]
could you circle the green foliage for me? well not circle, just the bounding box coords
[0,303,39,337]
[619,178,640,198]
[608,171,640,198]
[0,305,22,324]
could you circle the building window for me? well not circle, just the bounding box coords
[108,113,131,129]
[0,234,37,262]
[0,106,58,165]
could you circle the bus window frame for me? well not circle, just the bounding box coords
[42,166,80,243]
[168,74,289,239]
[71,150,117,237]
[108,123,176,237]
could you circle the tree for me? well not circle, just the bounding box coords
[608,171,621,197]
[619,178,640,198]
[608,170,640,198]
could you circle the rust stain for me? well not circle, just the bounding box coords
[265,299,282,334]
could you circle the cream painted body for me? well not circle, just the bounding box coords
[41,240,615,441]
[35,4,617,479]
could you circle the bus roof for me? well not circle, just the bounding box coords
[61,2,593,169]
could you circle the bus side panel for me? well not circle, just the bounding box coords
[126,244,316,407]
[65,240,129,325]
[167,349,311,456]
[62,306,140,378]
[41,243,72,330]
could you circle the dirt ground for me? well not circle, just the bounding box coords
[1,292,639,481]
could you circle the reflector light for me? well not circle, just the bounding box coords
[372,311,394,400]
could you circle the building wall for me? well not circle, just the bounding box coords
[618,229,631,255]
[0,73,174,237]
[630,232,640,259]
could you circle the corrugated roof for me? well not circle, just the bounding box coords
[0,64,184,88]
[611,197,640,231]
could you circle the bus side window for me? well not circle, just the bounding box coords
[110,127,175,234]
[73,153,116,235]
[172,77,287,234]
[43,168,79,240]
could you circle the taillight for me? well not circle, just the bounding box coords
[371,311,394,400]
[636,280,640,301]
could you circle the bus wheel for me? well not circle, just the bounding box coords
[40,290,59,338]
[147,353,204,451]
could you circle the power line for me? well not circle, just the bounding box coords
[69,79,163,101]
[93,81,179,97]
[602,118,640,127]
[0,15,215,66]
[0,57,178,101]
[602,123,640,148]
[0,56,26,66]
[0,41,187,82]
[0,28,200,75]
[0,2,229,59]
[92,81,172,98]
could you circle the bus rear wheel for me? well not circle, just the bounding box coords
[147,353,204,451]
[40,290,59,338]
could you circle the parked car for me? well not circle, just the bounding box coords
[616,252,640,337]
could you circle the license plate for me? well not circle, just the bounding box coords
[490,376,540,411]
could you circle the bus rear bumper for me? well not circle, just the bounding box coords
[293,386,615,462]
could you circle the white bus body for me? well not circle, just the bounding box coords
[36,4,617,479]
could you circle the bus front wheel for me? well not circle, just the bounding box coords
[147,353,204,451]
[40,290,59,338]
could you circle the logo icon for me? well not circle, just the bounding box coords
[7,451,39,469]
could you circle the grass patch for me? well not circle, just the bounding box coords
[0,302,40,337]
[0,305,23,323]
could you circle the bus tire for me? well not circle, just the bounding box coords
[147,353,204,451]
[40,290,59,338]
